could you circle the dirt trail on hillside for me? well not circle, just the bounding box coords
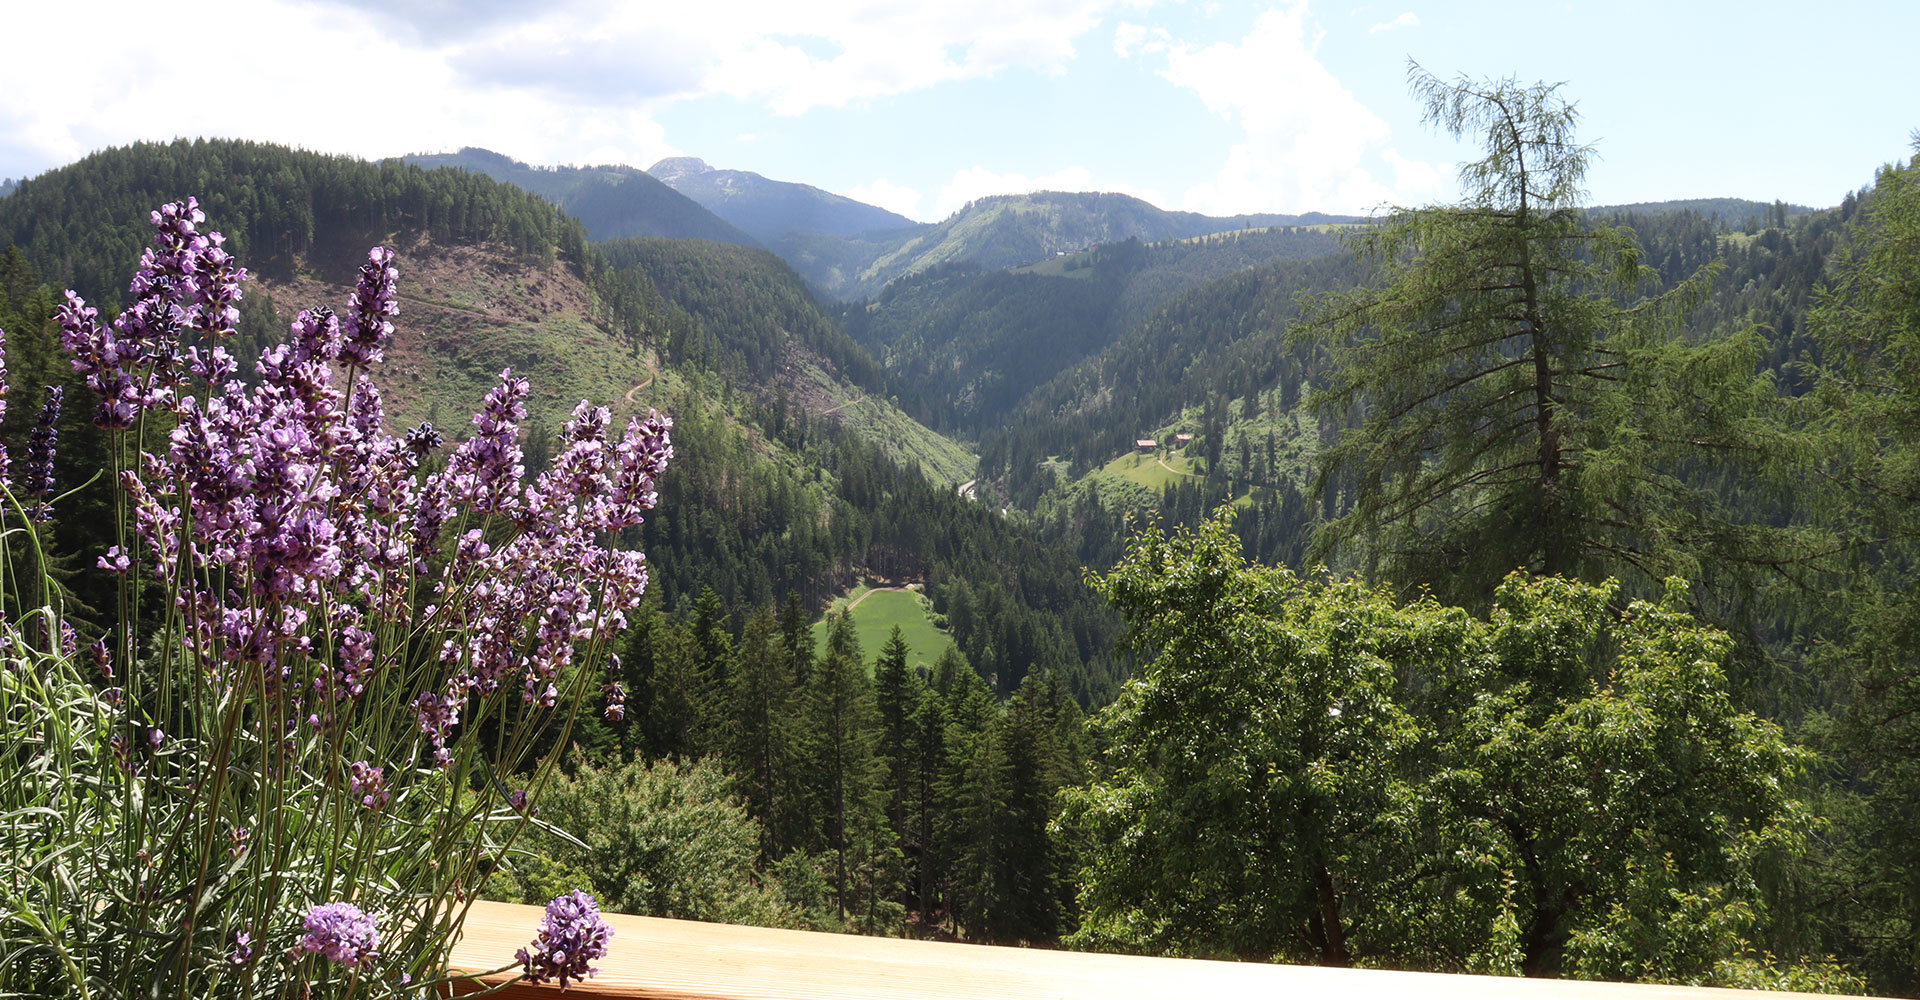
[846,586,909,612]
[821,396,864,416]
[623,364,658,405]
[1157,456,1202,478]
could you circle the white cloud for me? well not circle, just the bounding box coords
[1141,1,1446,214]
[437,1,1127,117]
[931,165,1166,219]
[1113,21,1170,57]
[844,178,926,221]
[0,0,1132,181]
[0,0,684,181]
[1369,12,1419,33]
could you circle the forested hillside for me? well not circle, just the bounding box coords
[839,227,1344,435]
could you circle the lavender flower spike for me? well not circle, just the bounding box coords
[300,901,379,969]
[517,890,612,990]
[22,386,61,521]
[341,246,398,367]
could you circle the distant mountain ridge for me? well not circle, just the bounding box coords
[404,147,761,247]
[1590,197,1817,228]
[649,156,921,244]
[772,188,1358,299]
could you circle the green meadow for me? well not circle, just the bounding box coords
[811,585,958,671]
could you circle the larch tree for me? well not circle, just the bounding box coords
[1295,64,1793,605]
[1805,140,1920,991]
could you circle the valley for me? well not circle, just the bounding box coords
[1,123,1913,994]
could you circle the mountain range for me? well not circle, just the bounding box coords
[403,147,761,247]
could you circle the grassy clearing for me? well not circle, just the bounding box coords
[811,586,957,671]
[1012,253,1099,278]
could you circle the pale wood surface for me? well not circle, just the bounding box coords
[448,900,1852,1000]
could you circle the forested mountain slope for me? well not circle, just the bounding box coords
[838,227,1345,434]
[405,147,763,246]
[966,197,1862,587]
[597,236,975,484]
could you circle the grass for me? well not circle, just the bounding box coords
[1011,253,1099,278]
[811,586,958,672]
[1094,448,1201,492]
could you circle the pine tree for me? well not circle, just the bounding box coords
[938,665,1005,938]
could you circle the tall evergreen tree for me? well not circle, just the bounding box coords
[799,613,896,923]
[874,627,915,830]
[1294,64,1794,607]
[726,607,801,858]
[1804,141,1920,992]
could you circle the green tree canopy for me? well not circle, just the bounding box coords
[1061,514,1840,986]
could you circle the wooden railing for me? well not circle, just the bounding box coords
[448,900,1851,999]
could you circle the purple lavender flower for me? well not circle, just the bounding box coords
[404,421,443,460]
[300,901,379,969]
[348,760,390,811]
[230,925,254,966]
[442,369,529,516]
[290,306,341,363]
[110,734,134,774]
[21,386,61,520]
[603,656,626,722]
[517,890,612,990]
[341,247,398,367]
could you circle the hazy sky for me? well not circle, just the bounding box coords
[5,1,1915,222]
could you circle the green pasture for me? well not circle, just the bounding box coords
[1095,448,1200,492]
[811,586,958,671]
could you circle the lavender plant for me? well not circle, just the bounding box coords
[0,200,661,997]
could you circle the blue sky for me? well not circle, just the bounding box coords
[5,1,1915,222]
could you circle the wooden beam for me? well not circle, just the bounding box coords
[447,900,1848,1000]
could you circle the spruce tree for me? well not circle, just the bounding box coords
[727,606,801,858]
[799,613,895,922]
